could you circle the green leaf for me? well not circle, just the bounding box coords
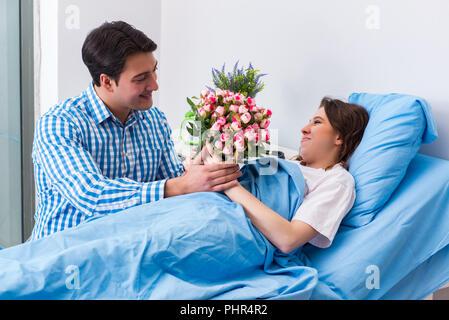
[187,97,198,112]
[185,111,195,118]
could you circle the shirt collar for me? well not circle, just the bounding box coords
[84,83,114,125]
[126,109,145,126]
[84,83,147,125]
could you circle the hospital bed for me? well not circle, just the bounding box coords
[280,148,449,299]
[1,92,448,300]
[272,92,449,299]
[174,90,449,299]
[1,153,448,300]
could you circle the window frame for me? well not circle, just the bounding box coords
[20,0,35,242]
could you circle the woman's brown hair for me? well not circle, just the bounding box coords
[294,97,369,171]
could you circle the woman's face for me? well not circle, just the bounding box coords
[300,107,342,168]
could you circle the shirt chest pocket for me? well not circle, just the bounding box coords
[135,138,163,182]
[118,124,163,180]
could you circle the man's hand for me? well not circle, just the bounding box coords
[166,144,242,197]
[182,162,242,193]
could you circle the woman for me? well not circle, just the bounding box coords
[203,97,369,253]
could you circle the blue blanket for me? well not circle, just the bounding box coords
[0,158,318,300]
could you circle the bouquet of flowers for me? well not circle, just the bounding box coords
[182,62,271,162]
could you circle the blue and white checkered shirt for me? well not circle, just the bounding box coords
[31,83,184,240]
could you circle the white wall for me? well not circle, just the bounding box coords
[38,0,162,115]
[37,0,58,117]
[160,0,449,161]
[39,0,449,160]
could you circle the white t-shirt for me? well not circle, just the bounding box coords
[289,161,356,249]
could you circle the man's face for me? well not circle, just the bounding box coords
[112,51,159,111]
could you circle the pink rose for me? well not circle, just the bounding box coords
[254,112,263,120]
[231,121,242,131]
[215,89,226,97]
[211,122,222,132]
[244,129,257,142]
[233,132,245,142]
[234,93,244,104]
[208,94,217,104]
[249,105,259,113]
[246,97,256,105]
[220,133,231,142]
[204,103,213,112]
[229,104,239,113]
[239,105,249,114]
[211,112,218,119]
[241,112,252,124]
[260,119,271,129]
[216,116,227,126]
[214,140,224,150]
[225,96,234,103]
[222,123,231,131]
[198,107,207,118]
[234,138,245,152]
[215,106,225,116]
[260,129,270,142]
[251,122,260,130]
[223,146,233,155]
[264,108,272,117]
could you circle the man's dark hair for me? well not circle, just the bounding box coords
[82,21,157,86]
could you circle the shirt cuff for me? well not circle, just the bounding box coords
[141,179,167,204]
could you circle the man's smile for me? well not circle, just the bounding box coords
[139,92,153,100]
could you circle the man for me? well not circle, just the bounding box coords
[31,21,241,240]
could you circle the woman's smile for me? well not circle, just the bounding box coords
[301,137,311,144]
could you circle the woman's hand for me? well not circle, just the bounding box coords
[203,141,229,165]
[203,141,243,191]
[183,145,209,170]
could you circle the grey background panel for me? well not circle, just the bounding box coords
[57,0,162,103]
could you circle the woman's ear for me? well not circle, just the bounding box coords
[335,135,343,146]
